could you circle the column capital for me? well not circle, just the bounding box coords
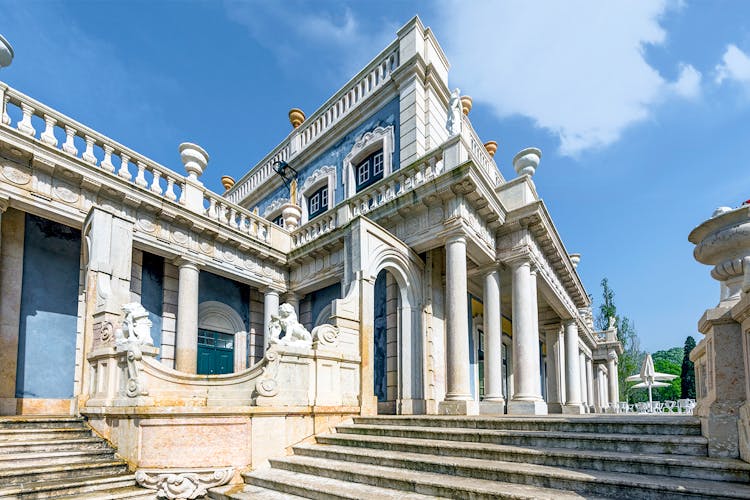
[259,285,284,296]
[443,231,467,246]
[173,256,200,270]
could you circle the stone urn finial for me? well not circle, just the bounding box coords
[512,147,542,178]
[179,143,209,181]
[484,141,498,157]
[221,175,235,192]
[289,108,306,129]
[281,203,302,230]
[460,95,472,115]
[570,253,581,269]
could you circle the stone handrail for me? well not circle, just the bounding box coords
[291,211,337,250]
[461,113,503,186]
[226,41,400,205]
[0,82,187,204]
[203,189,276,245]
[297,43,400,151]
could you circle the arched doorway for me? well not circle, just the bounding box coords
[197,301,247,375]
[367,250,424,415]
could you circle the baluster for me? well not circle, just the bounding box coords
[40,115,57,146]
[239,213,248,234]
[249,217,257,236]
[208,197,217,219]
[1,94,9,125]
[178,182,186,204]
[100,145,115,173]
[150,169,162,195]
[135,161,148,187]
[17,103,36,136]
[229,207,238,228]
[164,176,177,201]
[427,156,437,179]
[82,135,97,164]
[118,153,132,180]
[63,126,78,156]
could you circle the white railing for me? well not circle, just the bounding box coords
[227,42,401,206]
[297,45,400,151]
[0,82,187,204]
[461,114,503,186]
[291,211,337,249]
[203,190,272,243]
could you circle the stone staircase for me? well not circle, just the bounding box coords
[0,416,153,499]
[210,414,750,499]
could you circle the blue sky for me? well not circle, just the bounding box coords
[3,1,749,353]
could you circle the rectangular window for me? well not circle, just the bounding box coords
[373,151,383,175]
[358,160,370,185]
[355,149,385,192]
[272,215,284,227]
[308,185,328,219]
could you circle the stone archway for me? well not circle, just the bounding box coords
[197,301,248,373]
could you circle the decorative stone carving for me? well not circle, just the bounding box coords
[1,163,31,185]
[268,303,312,347]
[115,303,154,398]
[255,348,281,397]
[446,88,462,136]
[135,468,234,500]
[312,324,340,349]
[263,196,287,218]
[513,147,542,177]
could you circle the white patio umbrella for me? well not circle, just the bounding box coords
[625,353,678,408]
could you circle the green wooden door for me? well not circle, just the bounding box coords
[197,329,234,375]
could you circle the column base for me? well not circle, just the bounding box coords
[438,399,479,415]
[479,400,506,415]
[507,399,547,415]
[397,398,426,415]
[562,403,586,414]
[546,402,564,414]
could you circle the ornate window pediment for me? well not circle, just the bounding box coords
[343,125,395,199]
[299,165,336,224]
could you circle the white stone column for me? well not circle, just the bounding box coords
[579,352,588,412]
[439,234,476,415]
[544,325,565,413]
[507,260,547,415]
[586,357,595,412]
[174,258,200,373]
[563,319,584,413]
[263,289,280,351]
[481,268,504,414]
[284,293,301,317]
[608,352,619,405]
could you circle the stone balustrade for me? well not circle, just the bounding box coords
[226,42,401,205]
[203,190,273,244]
[0,82,187,204]
[461,113,503,186]
[291,211,337,250]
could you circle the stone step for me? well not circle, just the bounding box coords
[0,427,92,441]
[265,455,591,499]
[0,416,85,430]
[293,443,750,499]
[337,423,709,455]
[0,436,110,454]
[0,448,116,468]
[57,486,156,499]
[0,460,129,486]
[354,415,703,436]
[316,432,750,483]
[0,474,138,499]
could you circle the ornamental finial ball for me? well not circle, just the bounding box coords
[221,175,235,191]
[289,108,306,129]
[179,143,209,181]
[460,95,472,115]
[483,141,498,157]
[569,253,581,269]
[0,34,14,69]
[512,147,542,178]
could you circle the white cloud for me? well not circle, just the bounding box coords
[670,64,702,99]
[435,0,699,156]
[715,44,750,84]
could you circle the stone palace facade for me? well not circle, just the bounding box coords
[0,17,623,477]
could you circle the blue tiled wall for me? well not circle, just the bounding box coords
[141,252,164,358]
[255,96,401,214]
[198,271,250,331]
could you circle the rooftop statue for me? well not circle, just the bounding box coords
[446,88,462,136]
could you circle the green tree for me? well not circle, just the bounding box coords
[681,336,696,399]
[652,348,682,401]
[595,278,644,403]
